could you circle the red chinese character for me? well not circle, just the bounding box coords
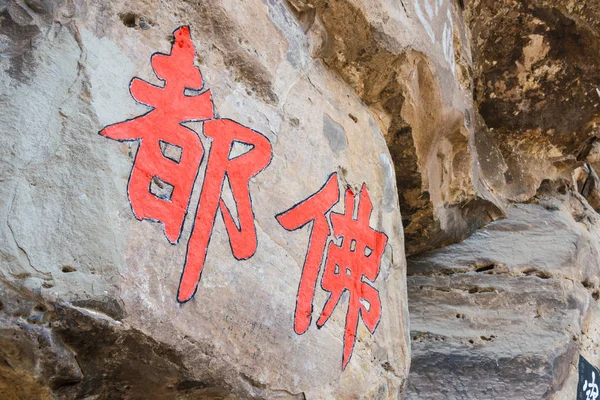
[180,118,272,302]
[276,173,340,334]
[277,173,388,370]
[99,26,272,303]
[100,26,213,244]
[317,184,387,369]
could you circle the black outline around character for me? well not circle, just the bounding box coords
[277,176,388,370]
[159,140,184,164]
[275,172,340,335]
[176,118,273,304]
[97,26,273,305]
[97,26,213,246]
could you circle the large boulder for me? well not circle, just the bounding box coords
[0,0,409,397]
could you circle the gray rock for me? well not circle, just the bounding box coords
[0,0,409,397]
[406,193,600,399]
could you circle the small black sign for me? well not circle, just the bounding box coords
[578,355,600,400]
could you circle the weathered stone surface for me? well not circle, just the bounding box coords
[467,0,600,202]
[0,0,409,398]
[406,187,600,398]
[290,0,506,256]
[404,0,600,397]
[5,0,600,396]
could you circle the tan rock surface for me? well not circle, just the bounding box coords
[405,0,600,398]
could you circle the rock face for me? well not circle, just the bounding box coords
[405,0,600,398]
[3,0,600,397]
[407,188,600,398]
[0,0,410,398]
[467,0,600,203]
[299,0,505,256]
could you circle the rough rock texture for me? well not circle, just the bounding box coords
[407,187,600,398]
[406,0,600,398]
[468,0,600,202]
[4,0,600,397]
[0,0,410,398]
[295,0,505,256]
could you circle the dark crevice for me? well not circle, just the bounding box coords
[61,266,76,273]
[467,286,496,294]
[522,268,552,279]
[417,285,497,294]
[407,268,470,277]
[475,264,495,273]
[119,12,137,28]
